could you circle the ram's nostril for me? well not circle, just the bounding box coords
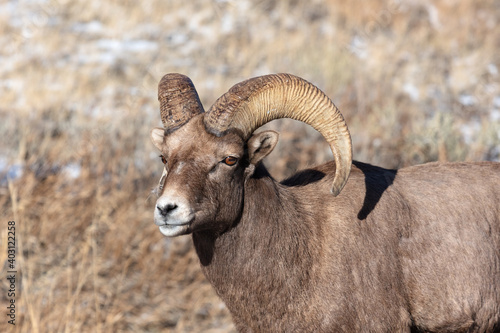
[157,203,178,217]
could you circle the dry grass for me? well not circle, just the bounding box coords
[1,0,499,332]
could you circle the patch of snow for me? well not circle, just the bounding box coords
[220,14,234,34]
[123,40,158,53]
[2,1,24,28]
[493,96,500,108]
[458,94,476,106]
[167,32,188,46]
[349,36,368,59]
[0,79,23,90]
[0,157,24,185]
[7,165,23,180]
[490,109,500,122]
[72,20,104,34]
[76,50,117,65]
[96,39,158,53]
[488,64,498,76]
[62,163,82,179]
[426,3,441,29]
[403,83,420,101]
[459,120,481,145]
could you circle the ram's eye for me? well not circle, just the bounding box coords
[223,156,238,166]
[159,155,167,165]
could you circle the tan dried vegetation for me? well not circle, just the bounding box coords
[0,0,499,332]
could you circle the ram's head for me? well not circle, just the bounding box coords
[150,73,352,237]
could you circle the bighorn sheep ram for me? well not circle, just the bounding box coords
[150,73,500,332]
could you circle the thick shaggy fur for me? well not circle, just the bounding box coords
[153,116,500,332]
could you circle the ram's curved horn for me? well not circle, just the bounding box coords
[158,73,204,133]
[204,73,352,196]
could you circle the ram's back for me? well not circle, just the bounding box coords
[390,162,500,331]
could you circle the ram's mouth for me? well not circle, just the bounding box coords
[154,202,195,237]
[158,223,190,237]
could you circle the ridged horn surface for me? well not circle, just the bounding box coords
[158,73,204,133]
[204,73,352,196]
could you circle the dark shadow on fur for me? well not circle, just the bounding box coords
[193,231,217,266]
[280,161,396,220]
[354,161,397,220]
[280,161,397,220]
[281,169,327,186]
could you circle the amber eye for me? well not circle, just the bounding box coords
[159,155,167,165]
[223,156,238,166]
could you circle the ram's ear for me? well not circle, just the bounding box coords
[247,131,279,165]
[150,127,165,151]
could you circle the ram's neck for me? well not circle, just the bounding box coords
[192,169,323,329]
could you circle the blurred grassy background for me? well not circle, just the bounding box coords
[1,0,499,332]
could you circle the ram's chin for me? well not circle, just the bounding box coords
[159,224,190,237]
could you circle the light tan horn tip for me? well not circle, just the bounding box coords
[331,176,349,197]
